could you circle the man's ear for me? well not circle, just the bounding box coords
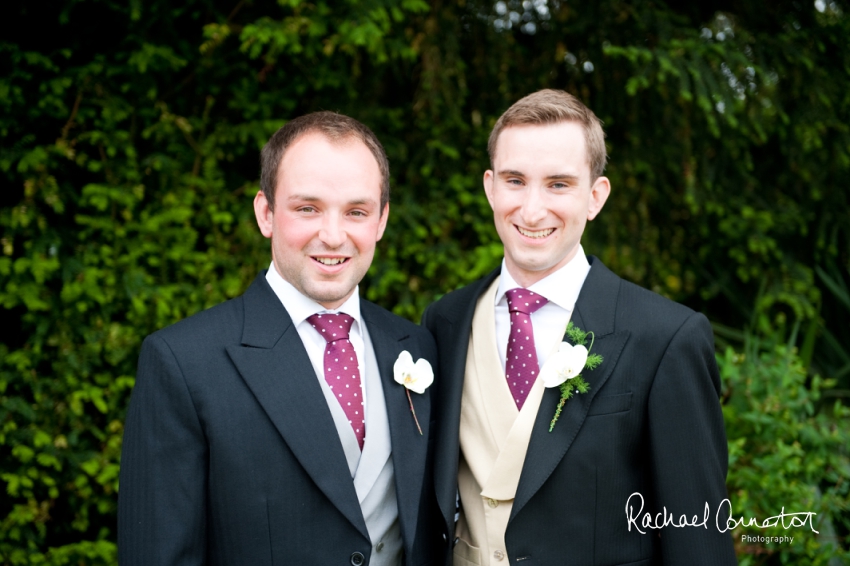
[587,176,611,221]
[376,202,390,241]
[254,190,274,238]
[483,170,496,209]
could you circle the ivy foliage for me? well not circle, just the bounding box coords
[1,0,848,563]
[721,334,850,565]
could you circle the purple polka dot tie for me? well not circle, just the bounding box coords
[307,313,365,450]
[505,288,549,410]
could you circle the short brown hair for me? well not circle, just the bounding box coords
[487,89,608,180]
[260,111,390,211]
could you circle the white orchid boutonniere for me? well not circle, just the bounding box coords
[393,350,433,435]
[539,322,603,432]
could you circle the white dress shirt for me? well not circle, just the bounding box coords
[266,265,403,564]
[265,263,369,410]
[494,246,591,373]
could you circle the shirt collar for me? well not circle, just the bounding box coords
[495,245,591,311]
[265,262,362,327]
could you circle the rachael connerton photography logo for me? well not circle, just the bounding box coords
[625,492,819,534]
[741,534,795,544]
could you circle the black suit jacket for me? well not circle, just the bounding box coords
[118,273,440,566]
[423,257,736,566]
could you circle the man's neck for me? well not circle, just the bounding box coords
[502,246,584,289]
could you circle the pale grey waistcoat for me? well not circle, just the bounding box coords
[312,323,402,566]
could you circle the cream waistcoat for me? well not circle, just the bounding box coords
[454,277,552,566]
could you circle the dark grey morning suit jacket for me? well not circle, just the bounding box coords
[423,257,736,566]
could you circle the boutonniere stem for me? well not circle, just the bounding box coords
[393,350,433,435]
[405,389,423,436]
[539,322,604,432]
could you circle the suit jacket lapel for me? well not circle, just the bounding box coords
[226,274,369,540]
[361,301,432,550]
[512,258,631,520]
[432,269,501,528]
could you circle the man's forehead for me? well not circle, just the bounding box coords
[493,122,590,171]
[281,130,363,163]
[274,133,382,206]
[495,121,586,149]
[277,131,376,172]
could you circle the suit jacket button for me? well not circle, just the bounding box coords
[494,550,505,561]
[350,552,365,566]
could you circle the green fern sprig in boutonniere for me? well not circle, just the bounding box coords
[539,322,604,432]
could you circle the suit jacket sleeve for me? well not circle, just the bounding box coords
[647,312,737,564]
[118,334,207,565]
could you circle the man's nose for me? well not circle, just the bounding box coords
[520,186,547,225]
[318,214,346,248]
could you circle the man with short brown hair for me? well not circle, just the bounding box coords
[486,88,608,181]
[425,90,735,565]
[119,111,440,565]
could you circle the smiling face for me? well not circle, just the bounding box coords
[484,121,610,288]
[254,131,388,309]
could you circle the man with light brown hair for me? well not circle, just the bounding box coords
[424,90,735,565]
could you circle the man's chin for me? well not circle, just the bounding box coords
[507,253,557,272]
[504,253,573,284]
[302,281,356,310]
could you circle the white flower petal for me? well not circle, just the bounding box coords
[393,350,433,393]
[541,343,589,387]
[393,350,415,386]
[407,358,434,394]
[541,350,571,387]
[569,344,589,371]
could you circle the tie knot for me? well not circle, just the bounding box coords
[307,313,354,343]
[506,288,548,315]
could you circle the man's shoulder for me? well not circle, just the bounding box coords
[147,292,246,352]
[620,278,694,317]
[146,273,278,351]
[592,259,707,336]
[361,299,433,343]
[425,268,500,323]
[147,271,285,351]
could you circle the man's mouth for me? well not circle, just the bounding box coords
[516,226,555,239]
[313,257,349,266]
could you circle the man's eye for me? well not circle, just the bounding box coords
[299,206,316,213]
[350,210,366,217]
[507,178,523,185]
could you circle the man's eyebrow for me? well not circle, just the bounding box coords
[497,169,526,177]
[544,173,580,182]
[346,198,377,207]
[497,170,581,183]
[286,194,378,207]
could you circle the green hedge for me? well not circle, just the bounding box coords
[722,336,850,564]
